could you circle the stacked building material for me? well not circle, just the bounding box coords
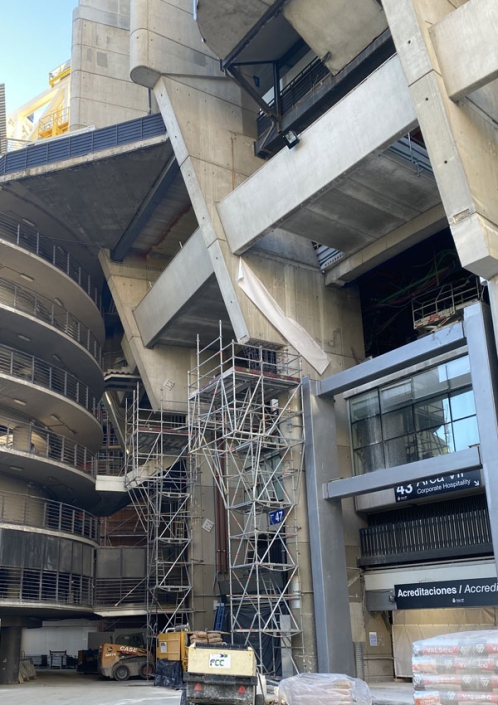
[189,630,224,645]
[275,673,372,705]
[413,631,498,705]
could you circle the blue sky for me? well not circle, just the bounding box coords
[0,0,74,114]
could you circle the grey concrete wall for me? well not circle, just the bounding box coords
[71,0,153,129]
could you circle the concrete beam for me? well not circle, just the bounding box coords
[430,0,498,101]
[319,320,465,398]
[325,203,446,286]
[324,446,481,500]
[134,229,214,347]
[217,55,417,255]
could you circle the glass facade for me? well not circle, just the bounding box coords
[350,356,479,474]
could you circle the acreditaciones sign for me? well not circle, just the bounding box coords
[395,578,498,609]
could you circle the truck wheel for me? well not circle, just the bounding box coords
[113,663,130,681]
[140,662,154,679]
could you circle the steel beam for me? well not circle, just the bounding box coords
[324,446,481,500]
[111,155,179,262]
[303,377,355,676]
[319,321,465,398]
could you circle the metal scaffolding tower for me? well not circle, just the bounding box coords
[188,332,305,675]
[124,388,192,643]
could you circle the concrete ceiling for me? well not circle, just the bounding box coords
[154,275,234,349]
[279,150,441,255]
[0,139,197,283]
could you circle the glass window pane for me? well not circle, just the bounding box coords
[450,389,476,421]
[351,416,382,449]
[453,416,480,451]
[417,425,454,460]
[414,396,451,431]
[353,444,385,474]
[380,381,413,413]
[350,391,379,422]
[413,366,449,400]
[446,356,471,389]
[385,434,418,467]
[383,408,414,440]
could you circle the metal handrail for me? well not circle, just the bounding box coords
[0,490,98,541]
[0,342,99,415]
[0,211,101,308]
[0,416,97,476]
[0,276,102,365]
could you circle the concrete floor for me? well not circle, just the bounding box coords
[0,670,182,705]
[0,670,413,705]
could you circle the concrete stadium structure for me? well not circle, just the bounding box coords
[1,0,498,685]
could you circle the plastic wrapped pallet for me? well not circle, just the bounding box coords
[413,631,498,705]
[275,673,372,705]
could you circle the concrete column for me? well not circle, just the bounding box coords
[302,377,355,675]
[0,626,22,684]
[382,0,498,282]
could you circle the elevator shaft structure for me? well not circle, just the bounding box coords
[124,389,192,640]
[188,335,305,675]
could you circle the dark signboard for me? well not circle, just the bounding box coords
[395,578,498,610]
[268,509,285,526]
[395,470,481,503]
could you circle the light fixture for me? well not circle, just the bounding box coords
[20,273,34,282]
[54,298,63,307]
[51,414,60,421]
[22,218,35,228]
[18,334,31,342]
[13,398,27,406]
[283,129,300,149]
[53,354,61,363]
[9,465,23,472]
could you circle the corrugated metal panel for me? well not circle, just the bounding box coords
[0,113,167,176]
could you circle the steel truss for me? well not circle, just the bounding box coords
[188,332,305,675]
[124,388,192,644]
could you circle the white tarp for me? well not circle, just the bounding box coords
[237,259,330,374]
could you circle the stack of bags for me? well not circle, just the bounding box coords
[276,673,372,705]
[189,630,224,646]
[413,631,498,704]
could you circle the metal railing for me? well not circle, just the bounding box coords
[0,276,102,365]
[0,490,98,541]
[0,211,101,308]
[257,57,330,136]
[0,342,100,415]
[0,566,92,607]
[360,506,492,564]
[0,113,166,177]
[94,577,147,606]
[0,416,97,476]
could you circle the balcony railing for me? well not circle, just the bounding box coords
[0,416,97,477]
[0,490,98,541]
[0,211,101,308]
[0,342,100,416]
[0,566,92,607]
[359,504,492,566]
[0,276,102,365]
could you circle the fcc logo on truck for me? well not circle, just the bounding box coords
[209,653,231,668]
